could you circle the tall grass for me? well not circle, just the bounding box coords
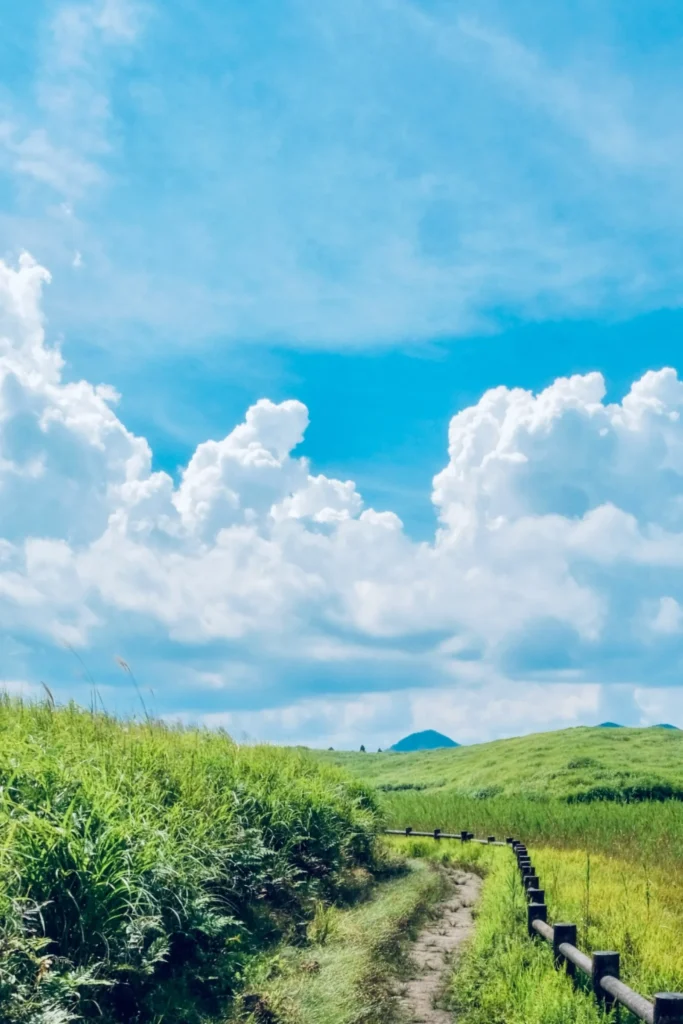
[234,855,448,1024]
[447,848,609,1024]
[389,838,683,1024]
[382,790,683,868]
[449,844,683,1024]
[320,727,683,802]
[0,698,382,1024]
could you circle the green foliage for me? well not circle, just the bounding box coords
[318,725,683,802]
[233,857,446,1024]
[392,838,683,1024]
[306,902,338,946]
[318,726,683,868]
[448,851,608,1024]
[445,843,683,1024]
[381,791,683,868]
[318,727,683,1024]
[0,698,382,1023]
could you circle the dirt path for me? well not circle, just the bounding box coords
[395,869,482,1024]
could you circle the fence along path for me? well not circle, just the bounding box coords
[384,828,683,1024]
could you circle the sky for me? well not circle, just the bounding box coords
[3,0,683,747]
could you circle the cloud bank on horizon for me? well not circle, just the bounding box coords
[2,253,683,744]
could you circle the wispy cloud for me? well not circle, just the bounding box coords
[1,0,144,201]
[5,1,683,348]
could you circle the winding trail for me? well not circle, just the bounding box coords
[396,869,482,1023]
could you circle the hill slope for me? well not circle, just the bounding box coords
[319,726,683,801]
[390,729,459,752]
[0,699,381,1024]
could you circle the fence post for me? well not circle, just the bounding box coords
[527,902,547,937]
[405,827,412,836]
[524,874,540,892]
[461,830,469,842]
[527,887,545,904]
[434,828,441,840]
[506,837,515,844]
[553,923,577,978]
[592,951,620,1006]
[488,835,496,843]
[654,995,683,1024]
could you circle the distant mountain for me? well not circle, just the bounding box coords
[651,723,680,730]
[390,730,459,752]
[598,722,623,728]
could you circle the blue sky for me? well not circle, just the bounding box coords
[3,0,683,746]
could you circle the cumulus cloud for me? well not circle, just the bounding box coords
[1,253,683,738]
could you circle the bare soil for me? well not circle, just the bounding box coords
[395,869,481,1023]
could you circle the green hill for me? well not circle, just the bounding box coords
[390,729,459,752]
[0,699,382,1024]
[319,725,683,802]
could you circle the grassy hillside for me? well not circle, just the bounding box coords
[0,699,382,1024]
[321,726,683,802]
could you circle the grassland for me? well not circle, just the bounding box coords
[321,726,683,802]
[232,855,448,1024]
[6,706,682,1024]
[387,836,683,1024]
[361,728,683,1024]
[0,699,383,1024]
[319,727,683,1021]
[319,726,683,868]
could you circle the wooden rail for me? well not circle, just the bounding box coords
[385,829,683,1024]
[384,827,507,845]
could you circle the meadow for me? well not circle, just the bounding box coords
[232,855,448,1024]
[4,706,682,1024]
[0,698,383,1024]
[320,726,683,868]
[386,836,683,1024]
[321,727,683,1023]
[321,726,683,802]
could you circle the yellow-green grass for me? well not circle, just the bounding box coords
[230,856,448,1024]
[534,846,683,997]
[391,837,683,1024]
[241,838,510,1024]
[319,726,683,802]
[318,726,683,870]
[0,698,383,1024]
[381,790,683,869]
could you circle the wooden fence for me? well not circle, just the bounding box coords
[384,828,683,1024]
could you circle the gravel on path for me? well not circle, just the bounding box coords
[395,869,482,1024]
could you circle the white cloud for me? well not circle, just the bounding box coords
[1,253,683,735]
[649,597,683,636]
[188,679,603,748]
[0,0,144,200]
[10,1,683,349]
[633,687,683,727]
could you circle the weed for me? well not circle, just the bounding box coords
[0,698,383,1023]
